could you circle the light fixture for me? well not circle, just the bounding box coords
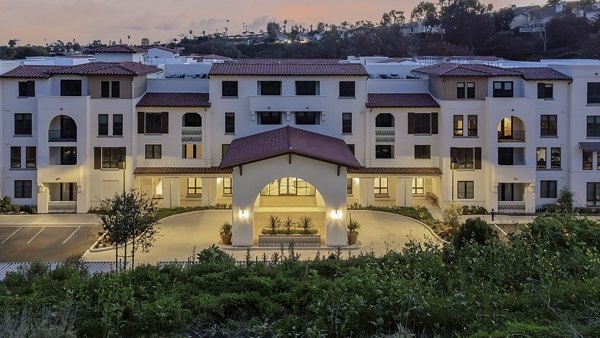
[239,209,248,219]
[330,210,343,220]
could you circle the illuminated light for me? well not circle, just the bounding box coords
[330,210,343,220]
[239,209,248,219]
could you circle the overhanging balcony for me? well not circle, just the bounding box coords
[375,127,395,143]
[249,95,327,112]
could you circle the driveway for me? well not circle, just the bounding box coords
[83,210,442,263]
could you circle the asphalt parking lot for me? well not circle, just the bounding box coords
[0,225,101,262]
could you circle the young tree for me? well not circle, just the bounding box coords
[99,190,160,271]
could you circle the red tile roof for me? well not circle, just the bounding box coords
[209,59,368,76]
[0,65,65,78]
[92,45,147,53]
[348,167,442,175]
[136,93,210,107]
[220,126,362,169]
[413,63,522,77]
[0,62,160,78]
[149,46,180,53]
[510,67,571,81]
[367,93,439,108]
[134,167,231,175]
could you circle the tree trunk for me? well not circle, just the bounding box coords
[131,234,136,269]
[115,240,119,272]
[124,240,128,271]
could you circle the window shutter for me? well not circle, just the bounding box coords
[137,112,144,134]
[475,147,482,169]
[94,147,101,169]
[537,83,544,98]
[408,113,415,134]
[431,113,438,134]
[161,112,169,134]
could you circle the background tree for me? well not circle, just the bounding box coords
[266,22,281,42]
[411,1,441,28]
[440,0,495,51]
[493,7,516,32]
[452,217,498,248]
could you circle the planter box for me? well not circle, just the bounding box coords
[258,234,321,247]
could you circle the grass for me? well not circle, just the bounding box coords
[155,206,215,220]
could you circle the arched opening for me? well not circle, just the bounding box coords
[497,116,525,142]
[182,113,202,158]
[48,115,77,142]
[375,113,395,127]
[182,113,202,127]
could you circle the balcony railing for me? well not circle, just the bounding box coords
[375,127,395,143]
[498,201,525,212]
[48,201,77,213]
[498,130,525,142]
[48,130,77,142]
[182,127,202,143]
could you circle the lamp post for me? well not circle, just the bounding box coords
[118,155,126,195]
[117,155,126,271]
[450,156,458,202]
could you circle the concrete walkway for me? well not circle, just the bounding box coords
[82,210,442,264]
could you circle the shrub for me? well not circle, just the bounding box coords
[196,244,235,265]
[443,202,462,230]
[452,217,498,248]
[0,196,11,213]
[556,187,574,213]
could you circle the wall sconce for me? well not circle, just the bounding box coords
[239,209,248,219]
[330,209,343,220]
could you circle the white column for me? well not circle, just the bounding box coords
[326,207,347,247]
[232,204,253,246]
[396,177,412,207]
[201,177,217,206]
[162,177,180,208]
[37,184,49,213]
[359,177,375,207]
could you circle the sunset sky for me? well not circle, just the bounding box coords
[2,0,542,45]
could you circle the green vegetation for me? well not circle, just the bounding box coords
[2,215,598,336]
[155,206,214,220]
[261,215,318,235]
[362,205,436,226]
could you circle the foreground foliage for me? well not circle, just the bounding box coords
[1,216,599,337]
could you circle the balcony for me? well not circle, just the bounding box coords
[498,130,525,142]
[498,201,525,212]
[48,130,77,142]
[48,201,77,213]
[182,127,202,143]
[249,95,328,112]
[375,127,395,143]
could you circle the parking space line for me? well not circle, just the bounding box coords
[27,227,45,244]
[493,224,508,237]
[62,226,81,245]
[1,227,22,244]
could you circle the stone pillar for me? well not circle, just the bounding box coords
[202,177,217,206]
[37,184,49,214]
[359,177,375,207]
[396,177,412,207]
[162,177,180,208]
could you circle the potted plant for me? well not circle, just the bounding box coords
[267,215,280,234]
[299,216,313,234]
[220,221,232,245]
[347,217,360,245]
[282,216,295,234]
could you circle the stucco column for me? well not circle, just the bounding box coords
[76,184,87,213]
[396,177,412,207]
[525,183,535,213]
[162,177,180,208]
[326,207,348,247]
[232,204,254,246]
[201,177,217,206]
[37,184,49,214]
[359,177,375,207]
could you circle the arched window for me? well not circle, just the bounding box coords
[375,113,394,127]
[183,113,202,127]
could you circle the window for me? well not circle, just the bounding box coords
[347,178,353,195]
[295,111,320,125]
[414,145,431,159]
[598,153,600,170]
[187,178,202,196]
[587,182,600,206]
[342,113,352,134]
[583,151,593,170]
[258,81,281,95]
[14,113,32,135]
[138,112,168,134]
[101,147,126,168]
[100,81,120,98]
[98,114,109,136]
[375,145,393,159]
[468,115,478,136]
[538,83,553,99]
[551,147,561,169]
[18,81,35,97]
[453,115,463,136]
[540,180,557,198]
[587,82,600,104]
[374,177,388,196]
[587,116,600,137]
[408,113,438,134]
[498,147,515,165]
[60,147,77,165]
[493,81,513,98]
[339,81,355,97]
[260,178,316,196]
[412,177,424,195]
[536,148,547,169]
[257,111,282,125]
[26,147,36,168]
[113,114,123,136]
[225,113,235,133]
[14,180,32,199]
[375,113,394,127]
[456,82,465,98]
[541,115,557,137]
[182,144,201,159]
[466,82,475,98]
[145,145,162,159]
[450,147,481,169]
[222,178,232,195]
[101,81,109,97]
[295,81,319,95]
[457,181,474,199]
[10,147,21,168]
[222,81,238,97]
[222,144,230,158]
[60,79,82,96]
[183,113,201,127]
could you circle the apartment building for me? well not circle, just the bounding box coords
[1,54,599,246]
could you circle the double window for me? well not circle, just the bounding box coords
[257,111,282,125]
[412,177,424,195]
[14,113,32,135]
[536,147,561,169]
[145,145,162,159]
[18,81,35,97]
[540,180,557,198]
[98,114,123,136]
[540,115,557,137]
[493,81,513,98]
[537,83,553,99]
[414,145,431,159]
[101,147,126,169]
[14,180,32,199]
[222,81,238,97]
[138,112,168,134]
[453,115,477,136]
[187,178,202,197]
[182,144,201,159]
[375,145,393,159]
[374,178,388,196]
[339,81,355,97]
[295,111,320,125]
[450,147,482,169]
[456,82,475,99]
[258,81,281,95]
[457,181,474,199]
[408,112,438,134]
[587,82,600,104]
[10,146,36,169]
[587,116,600,137]
[295,81,319,95]
[100,81,120,98]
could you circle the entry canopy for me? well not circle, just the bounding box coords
[219,126,362,169]
[579,142,600,152]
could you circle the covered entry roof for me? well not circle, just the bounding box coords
[219,126,362,169]
[580,142,600,152]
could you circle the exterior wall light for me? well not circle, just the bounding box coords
[330,210,343,220]
[239,209,249,219]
